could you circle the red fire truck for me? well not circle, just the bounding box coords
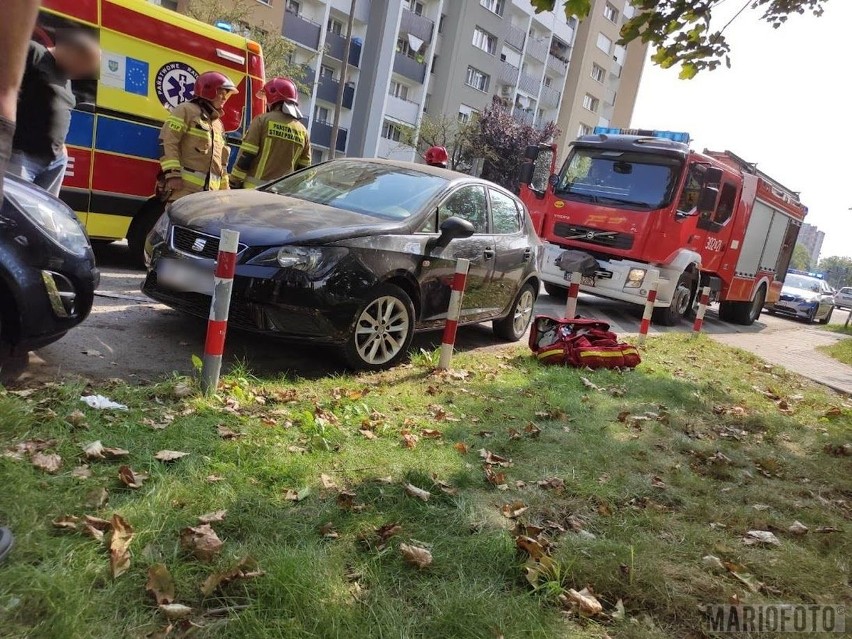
[518,128,807,326]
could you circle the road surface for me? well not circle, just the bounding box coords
[16,243,851,383]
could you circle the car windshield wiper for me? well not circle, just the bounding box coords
[596,196,652,208]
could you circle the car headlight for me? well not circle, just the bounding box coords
[624,267,646,289]
[5,178,90,256]
[151,211,170,240]
[248,245,348,277]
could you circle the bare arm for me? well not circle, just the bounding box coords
[0,0,41,122]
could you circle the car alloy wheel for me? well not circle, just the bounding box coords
[513,288,535,335]
[494,282,537,341]
[344,283,415,370]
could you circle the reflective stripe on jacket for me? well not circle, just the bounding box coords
[158,101,230,199]
[231,111,310,188]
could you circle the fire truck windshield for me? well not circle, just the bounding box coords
[554,149,682,210]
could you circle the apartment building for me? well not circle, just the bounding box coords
[155,0,645,164]
[797,223,826,267]
[556,0,647,153]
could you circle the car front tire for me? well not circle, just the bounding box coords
[817,307,833,325]
[493,282,537,342]
[341,283,415,371]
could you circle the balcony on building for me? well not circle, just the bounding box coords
[399,8,434,45]
[393,53,427,84]
[548,38,570,76]
[517,71,541,96]
[525,36,549,63]
[316,76,355,110]
[610,58,623,78]
[499,60,519,87]
[546,54,568,76]
[298,66,316,100]
[284,8,322,50]
[513,109,535,126]
[326,31,362,67]
[539,84,560,108]
[310,121,347,153]
[385,95,420,125]
[504,23,525,51]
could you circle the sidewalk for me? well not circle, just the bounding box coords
[712,328,852,395]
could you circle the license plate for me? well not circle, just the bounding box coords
[581,275,596,288]
[156,259,214,296]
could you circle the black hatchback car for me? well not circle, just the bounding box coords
[143,159,541,369]
[0,174,98,369]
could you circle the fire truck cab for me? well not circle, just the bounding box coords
[519,128,807,326]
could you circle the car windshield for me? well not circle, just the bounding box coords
[785,274,822,293]
[263,160,448,220]
[554,148,681,210]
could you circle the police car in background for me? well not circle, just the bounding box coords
[765,270,835,324]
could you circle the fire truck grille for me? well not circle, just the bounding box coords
[171,226,247,260]
[552,223,634,250]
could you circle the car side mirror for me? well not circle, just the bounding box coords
[434,216,475,249]
[697,186,719,213]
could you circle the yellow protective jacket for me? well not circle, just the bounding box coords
[159,100,230,200]
[230,110,311,189]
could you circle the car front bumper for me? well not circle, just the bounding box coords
[767,299,819,319]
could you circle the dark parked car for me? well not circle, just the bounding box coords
[143,159,541,369]
[766,272,834,324]
[0,174,98,371]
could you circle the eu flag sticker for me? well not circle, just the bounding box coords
[125,57,149,96]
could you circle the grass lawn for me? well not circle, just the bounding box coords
[1,335,850,639]
[819,338,852,366]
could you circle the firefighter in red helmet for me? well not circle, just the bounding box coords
[424,145,449,168]
[230,77,311,189]
[158,71,237,201]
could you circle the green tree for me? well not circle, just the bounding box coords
[531,0,829,78]
[789,243,812,271]
[402,114,479,172]
[186,0,305,80]
[818,255,852,289]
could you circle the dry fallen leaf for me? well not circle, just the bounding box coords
[562,588,603,616]
[52,515,81,530]
[453,442,469,454]
[483,465,507,489]
[155,450,190,462]
[319,522,339,539]
[524,422,541,438]
[479,449,512,467]
[702,555,725,570]
[320,474,338,490]
[580,377,603,392]
[336,490,358,510]
[284,487,311,502]
[206,474,224,483]
[198,510,227,524]
[146,563,176,604]
[399,543,432,569]
[287,445,307,454]
[199,556,264,596]
[537,477,565,491]
[82,441,129,460]
[159,603,192,620]
[180,524,223,562]
[66,410,87,428]
[421,429,443,439]
[650,476,667,490]
[216,424,241,440]
[742,530,780,546]
[375,523,402,550]
[788,521,809,535]
[109,514,134,578]
[500,501,529,519]
[400,430,419,449]
[814,526,841,534]
[71,465,92,479]
[359,429,377,440]
[86,487,109,508]
[404,483,431,501]
[31,452,62,474]
[118,465,149,489]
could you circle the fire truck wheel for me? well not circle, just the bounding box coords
[652,272,694,326]
[543,282,568,299]
[127,201,166,270]
[721,284,766,326]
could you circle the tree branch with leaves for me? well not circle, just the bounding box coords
[531,0,829,78]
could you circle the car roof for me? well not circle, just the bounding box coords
[329,157,520,200]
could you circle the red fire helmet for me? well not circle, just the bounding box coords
[258,77,302,118]
[424,146,449,167]
[194,71,238,101]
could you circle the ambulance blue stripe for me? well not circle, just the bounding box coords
[67,111,95,148]
[95,117,161,158]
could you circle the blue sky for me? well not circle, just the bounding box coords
[631,0,851,260]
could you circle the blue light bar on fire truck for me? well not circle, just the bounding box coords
[593,127,690,143]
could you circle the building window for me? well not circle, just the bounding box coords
[604,2,619,23]
[286,0,300,14]
[382,120,404,142]
[439,14,446,34]
[256,0,270,5]
[320,64,335,80]
[314,105,330,124]
[389,80,409,100]
[480,0,504,17]
[578,123,592,137]
[458,104,478,123]
[465,66,490,92]
[472,27,497,55]
[543,76,552,88]
[613,44,627,63]
[582,94,599,112]
[596,32,612,54]
[408,0,424,15]
[591,63,605,83]
[397,37,422,59]
[327,17,344,35]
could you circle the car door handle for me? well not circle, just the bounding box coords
[522,248,532,262]
[483,247,495,260]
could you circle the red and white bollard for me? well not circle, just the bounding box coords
[637,279,658,345]
[692,286,711,336]
[565,271,581,319]
[438,258,470,370]
[201,229,240,395]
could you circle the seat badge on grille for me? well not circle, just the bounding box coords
[191,238,207,252]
